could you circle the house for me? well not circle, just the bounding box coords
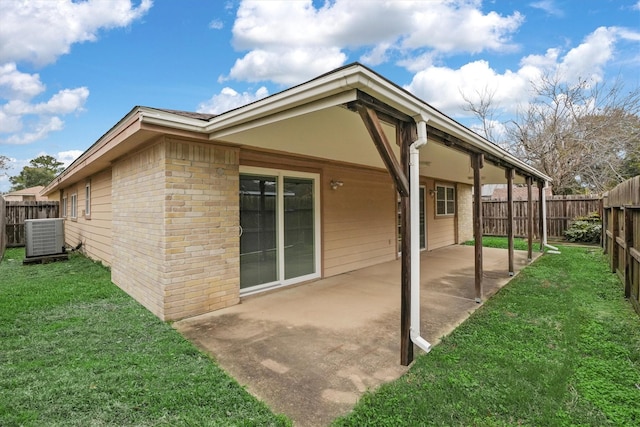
[42,64,551,345]
[3,185,49,201]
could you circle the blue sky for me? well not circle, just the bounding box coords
[1,0,639,192]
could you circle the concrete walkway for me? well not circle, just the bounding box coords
[174,245,537,426]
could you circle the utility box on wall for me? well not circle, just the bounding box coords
[25,218,65,258]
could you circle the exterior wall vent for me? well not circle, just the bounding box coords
[25,218,65,258]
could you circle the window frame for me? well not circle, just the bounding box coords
[85,181,91,218]
[62,194,67,218]
[435,184,456,217]
[70,193,77,219]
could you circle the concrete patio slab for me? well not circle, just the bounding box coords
[174,245,538,426]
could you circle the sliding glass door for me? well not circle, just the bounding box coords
[239,168,319,293]
[239,174,278,288]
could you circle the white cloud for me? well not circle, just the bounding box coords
[1,117,64,145]
[1,87,89,145]
[401,4,523,53]
[226,0,524,85]
[197,86,269,114]
[209,19,224,30]
[0,0,153,66]
[559,27,617,83]
[406,60,529,115]
[0,63,45,100]
[530,1,564,17]
[405,26,638,118]
[229,47,347,85]
[0,0,150,146]
[57,150,84,167]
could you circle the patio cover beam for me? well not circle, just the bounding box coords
[356,104,410,197]
[353,98,416,365]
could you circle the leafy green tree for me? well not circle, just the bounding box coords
[0,155,10,174]
[9,155,64,191]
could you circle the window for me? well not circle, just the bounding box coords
[436,184,455,216]
[62,194,67,217]
[85,181,91,217]
[70,193,77,218]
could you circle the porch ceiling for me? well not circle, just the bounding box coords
[210,104,525,186]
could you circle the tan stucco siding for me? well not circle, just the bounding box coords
[112,140,167,318]
[322,165,397,277]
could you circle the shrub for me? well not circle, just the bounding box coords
[564,212,602,243]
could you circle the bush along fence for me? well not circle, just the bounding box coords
[4,201,59,247]
[482,194,602,240]
[603,176,640,315]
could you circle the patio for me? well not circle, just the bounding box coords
[174,245,538,426]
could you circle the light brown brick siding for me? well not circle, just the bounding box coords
[456,183,473,243]
[112,137,240,320]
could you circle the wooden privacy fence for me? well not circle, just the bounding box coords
[482,195,602,239]
[603,176,640,315]
[5,201,59,247]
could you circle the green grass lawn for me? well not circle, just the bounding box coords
[3,243,639,426]
[463,235,532,251]
[0,248,290,427]
[334,244,640,426]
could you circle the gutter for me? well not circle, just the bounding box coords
[410,118,432,354]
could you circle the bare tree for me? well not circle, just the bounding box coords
[461,86,504,146]
[510,74,640,194]
[463,73,640,194]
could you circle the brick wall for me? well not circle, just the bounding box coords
[112,137,240,321]
[457,183,474,243]
[112,141,167,317]
[162,138,240,320]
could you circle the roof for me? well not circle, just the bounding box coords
[43,63,552,195]
[4,185,47,200]
[148,108,217,121]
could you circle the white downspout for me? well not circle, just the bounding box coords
[410,119,432,354]
[541,181,561,254]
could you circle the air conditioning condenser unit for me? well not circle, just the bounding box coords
[25,218,66,258]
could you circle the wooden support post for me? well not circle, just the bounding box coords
[624,206,633,298]
[538,181,544,252]
[506,168,515,276]
[399,122,414,366]
[526,176,534,261]
[472,153,484,302]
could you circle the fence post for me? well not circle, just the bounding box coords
[611,207,619,274]
[624,206,634,299]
